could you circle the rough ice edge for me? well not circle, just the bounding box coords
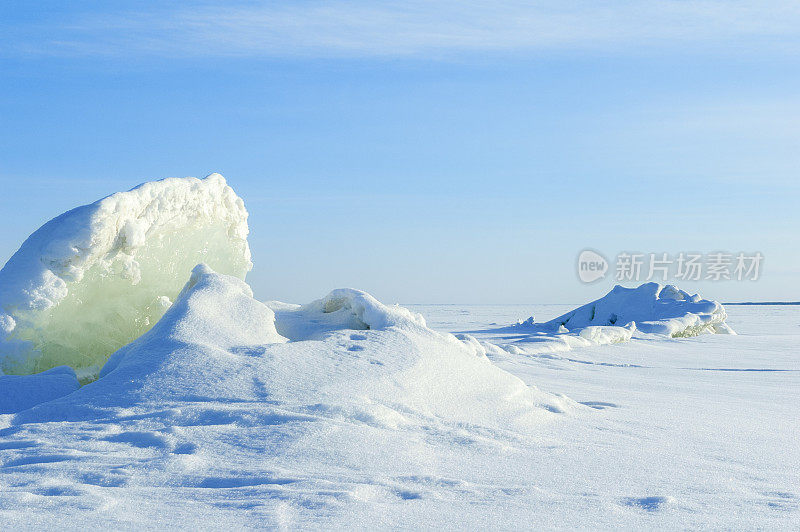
[0,173,249,312]
[310,288,427,330]
[0,173,251,375]
[264,288,430,344]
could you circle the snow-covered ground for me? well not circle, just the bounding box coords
[0,298,796,528]
[0,176,796,529]
[410,302,800,528]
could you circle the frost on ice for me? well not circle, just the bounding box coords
[0,174,251,380]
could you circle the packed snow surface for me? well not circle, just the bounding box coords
[0,174,251,379]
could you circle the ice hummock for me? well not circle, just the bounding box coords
[0,174,251,380]
[536,283,735,337]
[469,283,735,358]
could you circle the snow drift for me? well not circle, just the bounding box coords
[1,265,572,527]
[18,264,569,428]
[0,174,251,380]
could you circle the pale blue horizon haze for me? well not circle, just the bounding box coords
[1,1,799,305]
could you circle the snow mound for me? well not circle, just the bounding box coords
[17,265,569,431]
[267,287,427,340]
[98,264,287,389]
[0,174,251,380]
[265,286,569,428]
[0,267,570,526]
[538,283,734,337]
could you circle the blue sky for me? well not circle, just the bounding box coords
[1,1,799,304]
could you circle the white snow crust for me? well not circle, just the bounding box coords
[0,174,251,379]
[1,293,797,529]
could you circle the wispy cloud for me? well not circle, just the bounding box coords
[6,1,800,58]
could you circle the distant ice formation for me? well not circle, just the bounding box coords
[536,283,735,337]
[0,174,251,379]
[473,283,735,357]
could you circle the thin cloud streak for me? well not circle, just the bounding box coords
[6,0,800,58]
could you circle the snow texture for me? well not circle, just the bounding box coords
[0,173,251,380]
[0,366,80,414]
[0,296,797,529]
